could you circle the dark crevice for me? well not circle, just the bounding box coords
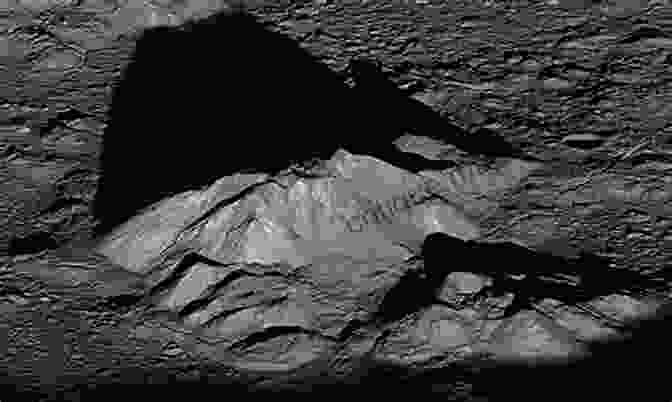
[226,325,313,352]
[176,269,250,318]
[183,181,270,232]
[97,293,147,310]
[176,295,218,318]
[177,252,232,268]
[144,252,222,301]
[197,295,290,331]
[197,305,256,330]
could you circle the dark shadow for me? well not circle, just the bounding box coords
[333,230,669,341]
[420,232,670,319]
[348,59,540,161]
[338,233,468,340]
[94,8,536,237]
[8,232,59,255]
[336,264,444,341]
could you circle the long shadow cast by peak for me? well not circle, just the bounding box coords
[420,232,671,319]
[339,231,669,341]
[94,9,533,237]
[348,58,537,160]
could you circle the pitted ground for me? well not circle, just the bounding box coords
[0,0,670,400]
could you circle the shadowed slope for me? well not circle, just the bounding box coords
[94,10,460,236]
[336,229,667,341]
[348,58,541,161]
[420,232,668,319]
[95,8,546,237]
[336,233,467,341]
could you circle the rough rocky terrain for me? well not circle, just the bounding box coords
[0,0,671,400]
